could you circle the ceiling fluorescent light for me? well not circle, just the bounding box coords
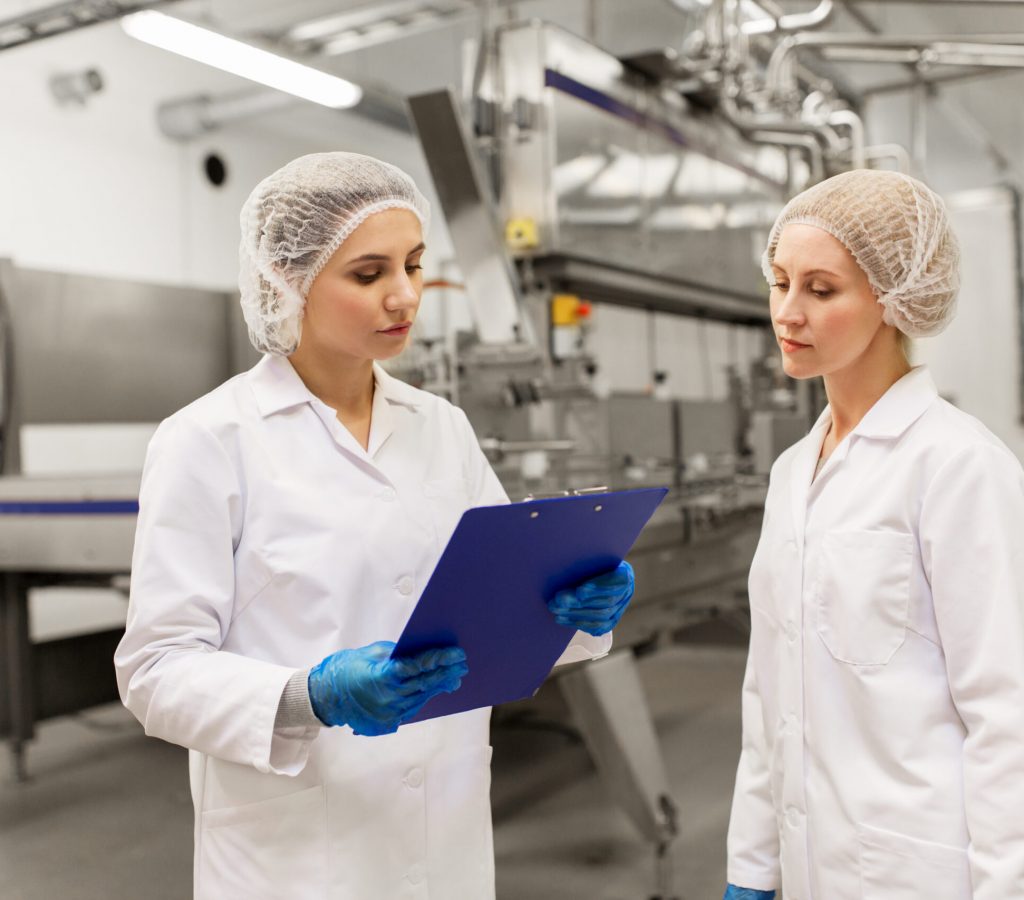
[121,11,362,109]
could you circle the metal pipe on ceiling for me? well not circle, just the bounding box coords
[818,45,1024,67]
[826,108,866,169]
[745,0,785,21]
[862,143,911,174]
[862,66,1024,96]
[769,33,1024,101]
[840,0,1024,185]
[744,0,834,36]
[749,129,825,186]
[720,90,845,157]
[666,0,833,36]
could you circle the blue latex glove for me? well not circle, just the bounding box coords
[547,561,635,636]
[308,641,468,736]
[722,885,776,900]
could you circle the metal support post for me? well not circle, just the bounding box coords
[558,650,681,899]
[1,573,33,781]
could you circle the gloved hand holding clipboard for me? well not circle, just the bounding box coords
[391,486,668,723]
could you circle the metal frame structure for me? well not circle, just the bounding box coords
[0,0,171,51]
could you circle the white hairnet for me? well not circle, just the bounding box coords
[762,169,960,338]
[238,151,430,356]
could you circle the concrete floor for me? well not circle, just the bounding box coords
[0,643,745,900]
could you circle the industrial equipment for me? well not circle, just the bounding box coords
[400,19,818,897]
[1,12,832,899]
[0,261,254,781]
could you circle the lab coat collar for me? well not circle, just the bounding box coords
[248,355,422,418]
[849,365,938,440]
[249,354,315,418]
[372,363,422,410]
[788,366,939,547]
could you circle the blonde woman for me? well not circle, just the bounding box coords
[724,169,1024,900]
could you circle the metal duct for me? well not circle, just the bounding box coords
[156,85,412,141]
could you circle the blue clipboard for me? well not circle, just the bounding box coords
[391,486,668,722]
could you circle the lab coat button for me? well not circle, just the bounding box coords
[407,864,424,885]
[398,576,415,596]
[405,767,424,788]
[380,487,397,501]
[786,807,802,828]
[786,621,798,642]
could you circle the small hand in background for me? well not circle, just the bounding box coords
[722,885,777,900]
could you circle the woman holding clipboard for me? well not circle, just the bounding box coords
[114,152,634,899]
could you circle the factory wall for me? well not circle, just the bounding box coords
[585,306,766,401]
[0,20,454,290]
[2,16,1020,428]
[0,14,761,407]
[866,94,1024,462]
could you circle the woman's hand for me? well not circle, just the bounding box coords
[722,885,776,899]
[547,561,635,636]
[308,641,468,736]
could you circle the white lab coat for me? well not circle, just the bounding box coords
[115,355,609,900]
[727,366,1024,900]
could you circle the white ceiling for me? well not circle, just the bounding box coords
[177,0,1024,120]
[6,0,1024,185]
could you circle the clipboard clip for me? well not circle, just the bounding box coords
[522,485,609,502]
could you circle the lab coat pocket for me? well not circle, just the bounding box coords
[858,823,971,900]
[423,475,472,549]
[816,530,913,665]
[197,784,328,900]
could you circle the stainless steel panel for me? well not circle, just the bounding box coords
[526,253,771,323]
[0,262,233,424]
[228,290,264,374]
[558,652,678,851]
[0,260,238,473]
[406,90,525,345]
[0,474,139,572]
[748,409,808,474]
[498,22,787,306]
[0,515,136,573]
[678,398,738,461]
[606,394,678,464]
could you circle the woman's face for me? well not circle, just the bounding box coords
[769,223,894,380]
[298,208,424,363]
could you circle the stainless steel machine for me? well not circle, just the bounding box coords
[1,17,821,900]
[397,21,816,897]
[0,260,256,781]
